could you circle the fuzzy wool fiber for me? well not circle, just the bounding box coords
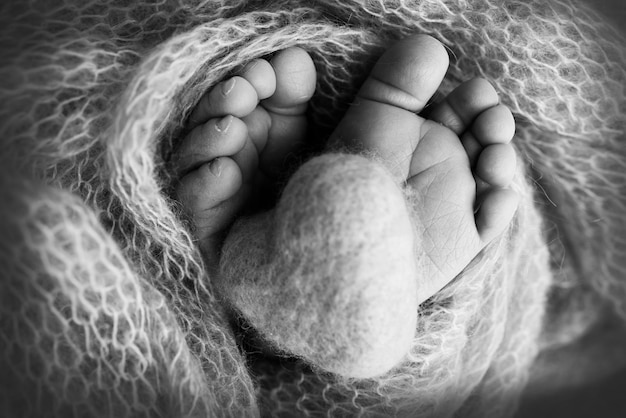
[219,153,421,380]
[1,0,625,417]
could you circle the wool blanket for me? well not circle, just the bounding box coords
[1,0,625,416]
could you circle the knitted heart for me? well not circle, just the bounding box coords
[219,153,419,379]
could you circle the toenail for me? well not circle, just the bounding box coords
[222,78,236,96]
[209,158,223,176]
[215,115,233,133]
[241,60,259,74]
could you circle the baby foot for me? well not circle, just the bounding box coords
[174,48,316,264]
[330,35,519,304]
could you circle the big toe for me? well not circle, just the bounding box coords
[256,47,316,181]
[262,47,316,116]
[358,35,449,112]
[328,35,449,179]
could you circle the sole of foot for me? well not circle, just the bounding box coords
[329,34,519,304]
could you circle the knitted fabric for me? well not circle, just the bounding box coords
[1,0,625,417]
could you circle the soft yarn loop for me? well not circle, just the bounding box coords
[1,0,625,417]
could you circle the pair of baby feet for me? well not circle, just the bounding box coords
[175,34,518,304]
[174,35,518,375]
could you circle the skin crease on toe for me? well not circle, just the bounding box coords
[426,78,500,134]
[328,35,450,179]
[358,35,450,112]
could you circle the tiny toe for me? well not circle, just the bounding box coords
[475,143,517,187]
[240,59,277,100]
[173,115,248,176]
[188,76,259,126]
[426,78,499,135]
[177,157,242,210]
[263,47,316,115]
[472,104,516,145]
[176,157,243,241]
[476,188,519,243]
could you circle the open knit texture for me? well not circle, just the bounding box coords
[1,0,625,417]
